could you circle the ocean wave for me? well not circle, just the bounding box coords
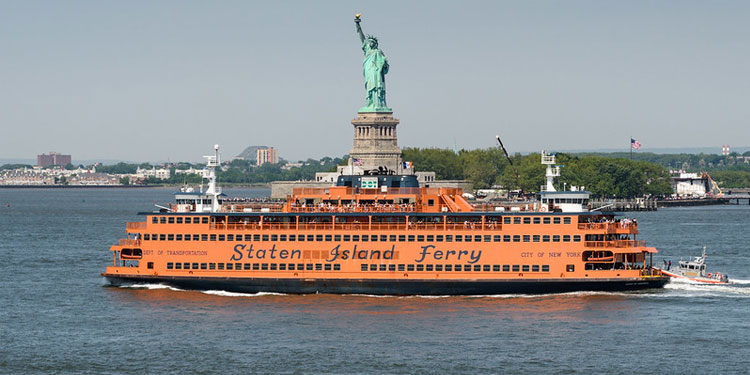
[200,290,286,297]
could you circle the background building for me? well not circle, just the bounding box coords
[37,152,72,167]
[256,147,279,165]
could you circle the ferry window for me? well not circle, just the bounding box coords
[573,235,581,242]
[462,235,471,242]
[361,235,369,242]
[503,217,511,224]
[226,263,233,270]
[184,217,191,224]
[271,235,278,241]
[353,235,360,241]
[380,235,388,242]
[167,262,173,269]
[168,234,174,241]
[523,217,531,224]
[523,235,531,242]
[379,264,386,271]
[243,263,251,270]
[407,265,415,271]
[361,264,368,271]
[416,264,424,271]
[563,235,571,242]
[201,217,208,224]
[316,235,323,242]
[334,235,341,241]
[493,265,500,272]
[325,264,332,271]
[455,265,464,271]
[160,217,166,224]
[253,234,260,241]
[513,235,520,242]
[218,234,225,241]
[270,264,277,271]
[522,265,530,272]
[474,265,481,272]
[542,265,550,272]
[288,264,295,270]
[445,265,454,272]
[485,235,492,242]
[533,217,540,224]
[445,235,453,242]
[152,217,158,224]
[455,235,462,242]
[542,235,550,242]
[370,264,377,271]
[408,235,415,242]
[144,234,150,241]
[532,265,540,272]
[193,234,199,241]
[289,235,296,241]
[218,263,224,270]
[426,264,433,271]
[563,217,571,224]
[176,234,183,241]
[253,264,260,270]
[227,234,234,241]
[201,263,207,270]
[566,264,575,272]
[417,235,425,242]
[542,217,550,224]
[504,235,511,242]
[281,234,288,241]
[175,263,182,270]
[428,199,435,206]
[553,235,560,242]
[279,264,286,271]
[176,217,183,224]
[483,265,490,272]
[553,217,561,224]
[262,235,269,241]
[334,264,341,271]
[503,265,510,272]
[261,264,268,270]
[397,264,405,271]
[307,235,314,241]
[434,264,442,271]
[183,263,191,270]
[306,264,313,271]
[325,235,332,241]
[210,234,217,241]
[493,235,502,242]
[513,217,521,224]
[343,235,351,241]
[512,265,520,272]
[370,235,378,242]
[147,262,154,269]
[389,235,397,242]
[475,235,483,242]
[159,234,166,241]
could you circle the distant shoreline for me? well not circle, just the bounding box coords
[0,183,271,189]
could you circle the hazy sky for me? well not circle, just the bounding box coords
[1,1,748,163]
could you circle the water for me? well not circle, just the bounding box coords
[1,188,749,374]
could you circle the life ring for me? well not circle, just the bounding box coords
[707,273,712,278]
[540,206,547,212]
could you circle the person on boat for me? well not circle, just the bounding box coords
[668,260,672,271]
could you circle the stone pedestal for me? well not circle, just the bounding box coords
[349,111,403,173]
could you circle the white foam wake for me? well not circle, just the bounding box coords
[117,283,183,292]
[201,290,286,297]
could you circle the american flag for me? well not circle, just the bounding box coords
[631,138,642,150]
[352,158,363,166]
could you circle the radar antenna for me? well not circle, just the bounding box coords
[495,134,520,189]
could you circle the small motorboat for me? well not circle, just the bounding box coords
[657,247,729,284]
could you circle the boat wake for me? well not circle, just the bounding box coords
[664,279,750,298]
[201,290,286,297]
[116,283,184,292]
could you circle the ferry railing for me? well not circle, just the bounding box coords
[584,240,646,248]
[577,222,638,232]
[640,268,661,277]
[126,222,147,230]
[221,204,284,213]
[288,205,416,213]
[297,223,334,230]
[118,239,141,246]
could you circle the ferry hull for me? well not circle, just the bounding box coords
[104,274,670,295]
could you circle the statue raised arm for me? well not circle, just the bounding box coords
[354,15,391,112]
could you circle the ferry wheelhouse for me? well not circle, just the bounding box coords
[104,147,669,295]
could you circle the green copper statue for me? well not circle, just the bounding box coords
[355,14,391,112]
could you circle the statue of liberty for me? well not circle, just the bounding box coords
[355,15,391,112]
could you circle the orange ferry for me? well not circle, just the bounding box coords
[103,146,669,294]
